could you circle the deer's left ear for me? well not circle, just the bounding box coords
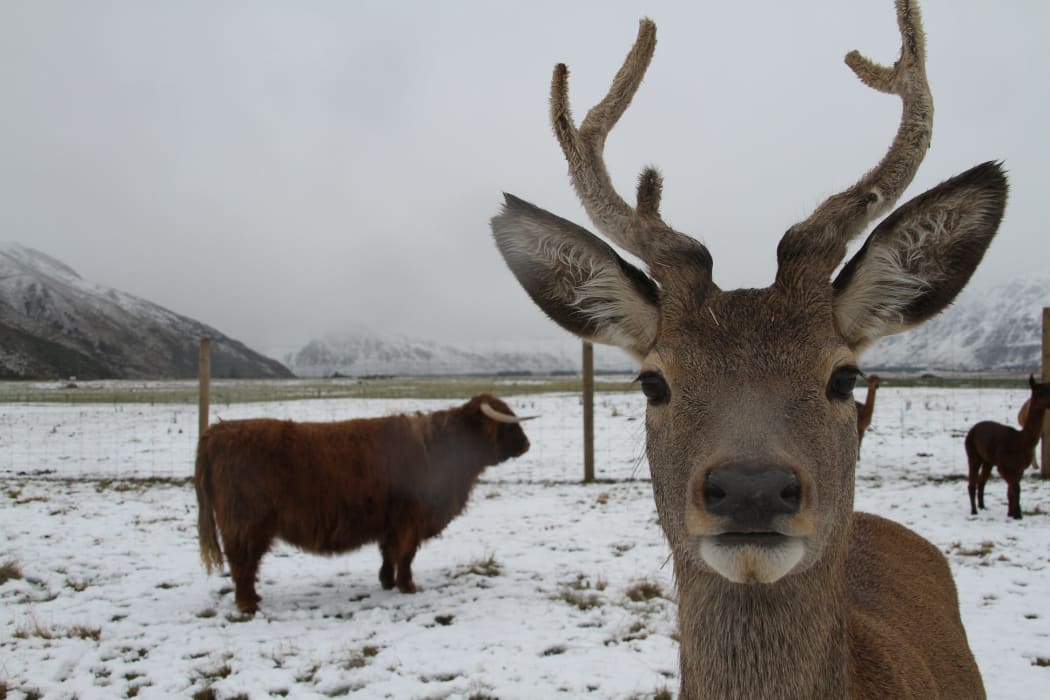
[831,161,1007,352]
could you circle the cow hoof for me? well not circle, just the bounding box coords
[398,582,417,594]
[236,601,259,614]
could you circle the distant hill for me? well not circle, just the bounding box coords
[284,329,636,377]
[287,276,1049,378]
[864,274,1048,373]
[0,243,292,380]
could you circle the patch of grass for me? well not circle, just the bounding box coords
[196,608,217,619]
[66,577,91,592]
[465,554,501,578]
[295,665,319,683]
[225,611,254,623]
[553,572,608,611]
[626,579,664,602]
[344,645,380,670]
[951,541,995,557]
[0,559,23,584]
[6,686,43,700]
[566,573,606,592]
[197,663,232,683]
[556,589,602,611]
[617,620,650,642]
[1033,657,1050,667]
[14,617,101,641]
[542,645,567,656]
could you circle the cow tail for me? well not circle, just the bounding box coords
[195,437,225,575]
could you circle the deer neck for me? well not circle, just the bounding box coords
[675,540,851,699]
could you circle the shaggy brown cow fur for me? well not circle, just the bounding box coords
[195,392,531,612]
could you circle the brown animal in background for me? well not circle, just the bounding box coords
[490,0,1005,696]
[1017,397,1041,470]
[856,374,881,449]
[967,375,1050,519]
[195,393,532,613]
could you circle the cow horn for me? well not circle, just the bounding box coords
[480,402,538,423]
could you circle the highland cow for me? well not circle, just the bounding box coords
[195,393,532,612]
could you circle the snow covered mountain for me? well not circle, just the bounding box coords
[288,276,1048,377]
[0,243,292,380]
[285,330,636,377]
[863,274,1047,372]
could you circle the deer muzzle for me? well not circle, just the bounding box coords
[688,463,808,584]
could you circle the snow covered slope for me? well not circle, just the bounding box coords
[289,276,1049,377]
[864,274,1048,372]
[0,242,292,379]
[285,330,637,377]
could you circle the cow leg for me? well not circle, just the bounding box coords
[223,528,272,613]
[378,540,397,591]
[396,542,419,594]
[383,526,421,594]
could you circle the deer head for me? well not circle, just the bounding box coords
[491,0,1006,591]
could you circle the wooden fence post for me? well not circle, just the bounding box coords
[1042,308,1049,478]
[199,338,211,440]
[582,341,595,483]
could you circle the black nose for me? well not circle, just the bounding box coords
[701,465,802,529]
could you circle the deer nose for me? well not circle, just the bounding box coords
[700,465,802,528]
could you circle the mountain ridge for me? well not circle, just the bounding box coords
[0,242,292,380]
[285,276,1049,377]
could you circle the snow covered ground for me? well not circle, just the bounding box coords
[2,385,1048,698]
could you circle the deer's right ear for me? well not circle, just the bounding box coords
[491,193,660,360]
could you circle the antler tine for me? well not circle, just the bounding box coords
[777,0,933,285]
[550,19,710,282]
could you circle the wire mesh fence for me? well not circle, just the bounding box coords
[0,378,650,483]
[0,374,1035,483]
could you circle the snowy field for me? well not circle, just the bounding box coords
[1,384,1049,698]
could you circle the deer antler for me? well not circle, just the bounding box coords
[550,19,712,287]
[777,0,933,285]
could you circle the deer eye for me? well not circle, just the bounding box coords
[637,371,670,406]
[827,366,862,401]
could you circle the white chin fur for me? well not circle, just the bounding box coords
[699,538,805,584]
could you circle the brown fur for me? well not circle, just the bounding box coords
[966,376,1049,519]
[195,393,529,612]
[490,1,1003,696]
[856,374,881,448]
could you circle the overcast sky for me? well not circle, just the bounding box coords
[2,1,1046,356]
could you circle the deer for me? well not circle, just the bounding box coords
[1017,397,1041,470]
[490,1,1006,697]
[856,374,881,449]
[966,375,1050,520]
